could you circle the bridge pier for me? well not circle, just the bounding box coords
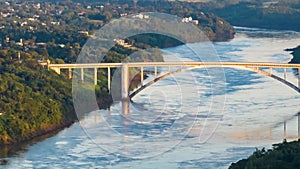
[141,66,144,85]
[68,68,72,79]
[298,112,300,138]
[94,68,97,85]
[298,68,300,88]
[122,100,130,115]
[154,66,157,77]
[121,64,130,100]
[81,68,84,82]
[108,67,111,92]
[284,68,287,80]
[284,121,287,140]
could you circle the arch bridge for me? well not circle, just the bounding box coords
[45,62,300,100]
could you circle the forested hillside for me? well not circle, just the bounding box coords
[0,50,76,145]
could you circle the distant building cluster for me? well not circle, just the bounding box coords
[182,16,199,25]
[120,13,128,17]
[0,1,97,52]
[114,39,132,48]
[132,14,150,19]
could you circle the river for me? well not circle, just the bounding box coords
[2,27,300,168]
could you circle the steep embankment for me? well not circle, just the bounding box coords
[0,55,77,145]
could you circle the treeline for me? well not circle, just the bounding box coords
[229,139,300,169]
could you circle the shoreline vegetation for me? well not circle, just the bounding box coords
[229,139,300,169]
[0,0,235,148]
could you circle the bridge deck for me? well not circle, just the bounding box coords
[48,62,300,69]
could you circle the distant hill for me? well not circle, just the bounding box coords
[202,0,300,31]
[132,0,300,31]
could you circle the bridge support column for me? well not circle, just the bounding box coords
[122,64,130,100]
[108,67,111,92]
[298,112,300,138]
[284,68,287,80]
[270,67,272,74]
[141,67,144,85]
[68,68,72,79]
[122,100,130,115]
[81,68,84,82]
[94,68,97,85]
[298,68,300,88]
[284,121,287,140]
[154,66,157,77]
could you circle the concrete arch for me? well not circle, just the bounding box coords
[129,66,300,100]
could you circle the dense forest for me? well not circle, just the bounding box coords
[0,50,76,145]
